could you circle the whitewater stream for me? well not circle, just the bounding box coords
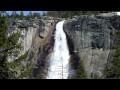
[47,20,70,79]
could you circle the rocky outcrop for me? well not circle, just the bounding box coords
[32,21,56,79]
[7,16,61,78]
[6,14,120,79]
[7,18,41,62]
[63,15,116,78]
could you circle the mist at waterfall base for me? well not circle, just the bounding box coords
[47,20,70,79]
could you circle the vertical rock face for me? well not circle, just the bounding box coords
[7,17,58,62]
[31,18,62,79]
[7,19,39,62]
[63,15,114,78]
[7,17,59,78]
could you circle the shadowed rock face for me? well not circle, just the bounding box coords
[63,15,115,78]
[32,26,55,79]
[32,20,60,79]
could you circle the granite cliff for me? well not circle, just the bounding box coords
[6,13,120,79]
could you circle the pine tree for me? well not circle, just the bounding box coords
[0,11,21,79]
[20,11,24,19]
[28,11,32,18]
[32,12,40,18]
[46,11,112,18]
[0,12,9,78]
[42,11,46,16]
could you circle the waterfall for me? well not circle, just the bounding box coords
[47,20,70,79]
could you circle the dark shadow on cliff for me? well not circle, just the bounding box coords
[32,24,57,79]
[64,25,87,78]
[64,30,87,78]
[65,31,80,69]
[65,31,74,55]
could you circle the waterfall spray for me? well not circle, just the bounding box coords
[47,20,70,79]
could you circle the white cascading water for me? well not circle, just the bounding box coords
[47,20,70,79]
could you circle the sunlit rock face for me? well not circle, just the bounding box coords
[6,17,58,78]
[7,17,57,62]
[7,19,39,62]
